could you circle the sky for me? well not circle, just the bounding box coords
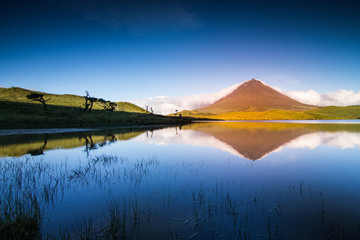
[1,0,360,113]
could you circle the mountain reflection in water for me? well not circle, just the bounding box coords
[135,122,360,160]
[1,122,360,160]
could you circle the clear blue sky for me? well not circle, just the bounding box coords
[1,0,359,101]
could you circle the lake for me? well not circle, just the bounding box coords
[1,121,360,239]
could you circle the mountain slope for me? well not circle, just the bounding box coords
[197,79,315,114]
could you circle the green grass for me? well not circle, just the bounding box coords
[174,105,360,120]
[0,211,40,240]
[306,105,360,119]
[115,101,146,113]
[0,101,190,129]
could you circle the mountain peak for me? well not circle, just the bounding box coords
[249,78,261,82]
[243,78,263,86]
[196,79,314,114]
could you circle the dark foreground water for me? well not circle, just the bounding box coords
[1,121,360,239]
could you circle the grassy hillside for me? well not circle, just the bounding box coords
[0,87,190,129]
[307,105,360,119]
[0,87,147,113]
[0,101,190,129]
[174,105,360,120]
[116,101,147,113]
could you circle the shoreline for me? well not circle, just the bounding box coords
[0,124,187,136]
[2,119,360,136]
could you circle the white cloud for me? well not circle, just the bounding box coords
[131,83,242,114]
[285,133,322,150]
[286,89,360,106]
[285,132,360,150]
[132,127,245,158]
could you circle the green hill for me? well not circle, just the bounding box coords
[115,101,147,113]
[0,87,190,129]
[0,87,146,113]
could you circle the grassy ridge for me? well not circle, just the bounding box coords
[0,87,147,113]
[175,105,360,120]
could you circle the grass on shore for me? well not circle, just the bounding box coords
[0,101,190,129]
[174,105,360,120]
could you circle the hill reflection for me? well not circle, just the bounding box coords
[0,128,147,157]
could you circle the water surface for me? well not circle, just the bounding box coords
[1,121,360,239]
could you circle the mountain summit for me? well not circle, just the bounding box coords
[196,79,314,114]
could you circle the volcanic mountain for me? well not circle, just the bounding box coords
[196,79,315,114]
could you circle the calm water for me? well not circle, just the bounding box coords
[1,121,360,239]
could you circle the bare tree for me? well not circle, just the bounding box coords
[83,91,98,112]
[107,102,117,111]
[97,98,117,111]
[150,107,153,114]
[26,93,50,111]
[83,91,91,111]
[145,105,149,113]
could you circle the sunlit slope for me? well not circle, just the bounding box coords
[306,105,360,119]
[0,87,146,113]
